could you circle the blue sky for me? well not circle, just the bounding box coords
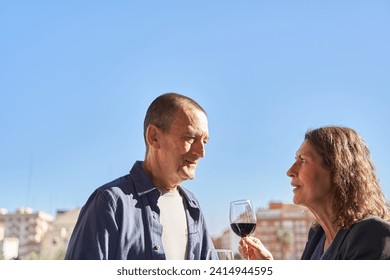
[1,1,389,235]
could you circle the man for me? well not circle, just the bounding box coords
[65,93,214,260]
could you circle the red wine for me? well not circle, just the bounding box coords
[230,223,256,237]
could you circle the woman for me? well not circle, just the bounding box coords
[241,126,390,260]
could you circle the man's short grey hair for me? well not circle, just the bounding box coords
[143,92,207,152]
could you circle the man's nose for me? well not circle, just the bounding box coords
[193,140,206,158]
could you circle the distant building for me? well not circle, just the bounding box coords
[0,207,80,260]
[40,208,80,259]
[212,202,315,260]
[2,237,19,260]
[212,228,243,259]
[255,202,314,259]
[1,208,53,259]
[0,209,6,259]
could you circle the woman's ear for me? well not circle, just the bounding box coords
[145,124,161,149]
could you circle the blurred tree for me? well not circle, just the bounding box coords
[276,227,293,259]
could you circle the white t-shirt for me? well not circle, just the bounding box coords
[157,187,188,260]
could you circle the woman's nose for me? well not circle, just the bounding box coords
[286,163,297,178]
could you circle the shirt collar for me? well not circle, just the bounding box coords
[130,160,201,210]
[178,186,200,209]
[129,161,157,196]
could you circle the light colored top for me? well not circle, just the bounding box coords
[157,187,188,260]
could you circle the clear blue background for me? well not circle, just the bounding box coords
[1,1,389,235]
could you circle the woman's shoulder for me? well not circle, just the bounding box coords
[337,215,390,259]
[346,215,390,243]
[362,215,390,224]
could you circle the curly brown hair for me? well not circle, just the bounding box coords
[305,126,390,229]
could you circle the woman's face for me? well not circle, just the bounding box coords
[286,140,333,211]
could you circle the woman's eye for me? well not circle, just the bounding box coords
[298,156,306,163]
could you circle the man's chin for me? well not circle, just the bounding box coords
[181,174,195,181]
[179,170,196,181]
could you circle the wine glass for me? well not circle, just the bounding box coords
[230,199,257,259]
[206,249,234,260]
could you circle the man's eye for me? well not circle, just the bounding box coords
[186,137,195,143]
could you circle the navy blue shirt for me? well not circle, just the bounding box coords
[301,216,390,260]
[65,161,214,260]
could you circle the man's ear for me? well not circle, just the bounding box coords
[145,124,161,149]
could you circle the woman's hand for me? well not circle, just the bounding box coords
[239,237,274,260]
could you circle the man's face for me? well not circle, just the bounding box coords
[157,107,209,185]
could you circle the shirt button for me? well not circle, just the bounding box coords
[153,245,160,251]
